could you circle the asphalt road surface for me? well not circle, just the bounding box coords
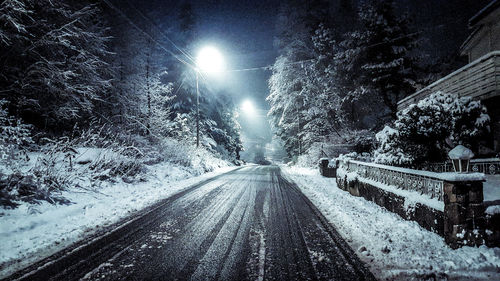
[7,166,375,281]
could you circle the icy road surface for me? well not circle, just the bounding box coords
[7,166,375,281]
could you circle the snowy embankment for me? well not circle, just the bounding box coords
[485,175,500,202]
[282,166,500,281]
[0,148,238,278]
[483,175,500,215]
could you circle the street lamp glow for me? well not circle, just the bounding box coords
[193,46,225,147]
[196,46,225,73]
[241,100,256,115]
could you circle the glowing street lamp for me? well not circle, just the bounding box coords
[241,99,256,116]
[194,46,225,147]
[196,46,224,73]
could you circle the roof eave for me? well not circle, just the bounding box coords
[469,0,500,27]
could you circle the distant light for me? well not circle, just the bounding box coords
[196,46,225,73]
[241,100,256,115]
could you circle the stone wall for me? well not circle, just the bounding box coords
[442,181,485,248]
[331,161,487,249]
[485,208,500,247]
[336,175,445,236]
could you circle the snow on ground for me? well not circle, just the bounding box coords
[484,175,500,202]
[0,160,238,278]
[282,166,500,281]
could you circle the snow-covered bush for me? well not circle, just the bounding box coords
[0,100,33,169]
[1,135,78,208]
[296,145,324,167]
[350,130,375,153]
[0,172,70,208]
[157,138,192,167]
[89,148,145,182]
[23,125,146,193]
[374,92,490,166]
[336,152,372,163]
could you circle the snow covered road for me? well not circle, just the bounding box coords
[4,165,374,281]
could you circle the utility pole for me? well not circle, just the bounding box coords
[196,71,200,147]
[297,106,301,155]
[146,40,151,135]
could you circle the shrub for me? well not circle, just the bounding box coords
[374,92,490,167]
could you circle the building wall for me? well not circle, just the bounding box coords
[397,52,500,111]
[466,9,500,61]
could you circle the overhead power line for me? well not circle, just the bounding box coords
[101,0,195,69]
[226,17,464,73]
[227,59,316,73]
[124,0,197,66]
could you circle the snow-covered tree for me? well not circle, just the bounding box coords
[268,1,332,157]
[106,11,179,139]
[374,92,490,166]
[0,0,113,131]
[268,54,309,157]
[336,0,419,126]
[302,23,346,146]
[0,0,30,47]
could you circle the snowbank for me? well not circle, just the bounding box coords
[484,175,500,202]
[282,166,500,280]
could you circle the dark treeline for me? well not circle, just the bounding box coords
[0,0,242,161]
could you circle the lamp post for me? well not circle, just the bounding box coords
[196,71,200,147]
[195,46,224,147]
[448,145,474,173]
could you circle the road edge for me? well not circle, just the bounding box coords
[278,166,378,281]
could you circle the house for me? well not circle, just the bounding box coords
[460,0,500,62]
[397,0,500,155]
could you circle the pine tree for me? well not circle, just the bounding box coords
[267,1,328,157]
[0,0,113,131]
[336,0,419,126]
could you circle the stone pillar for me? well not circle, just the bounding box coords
[319,159,329,176]
[443,180,485,248]
[318,158,336,178]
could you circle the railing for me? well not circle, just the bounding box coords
[424,158,500,174]
[342,160,444,201]
[397,51,500,111]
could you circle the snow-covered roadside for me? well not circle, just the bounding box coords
[0,162,239,278]
[281,166,500,281]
